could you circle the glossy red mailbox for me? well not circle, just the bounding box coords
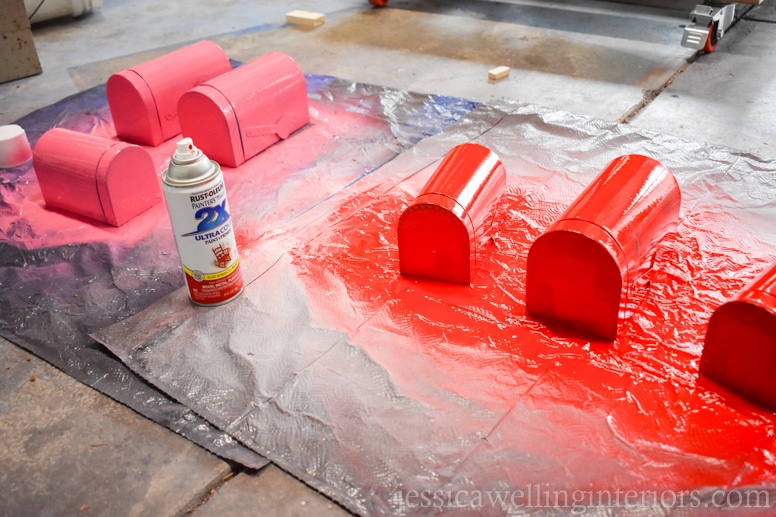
[526,154,681,340]
[33,128,161,226]
[700,262,776,411]
[177,51,310,168]
[398,142,507,285]
[106,40,231,146]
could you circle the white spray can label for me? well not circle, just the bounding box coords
[162,138,243,305]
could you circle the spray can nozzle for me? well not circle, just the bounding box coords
[173,137,202,164]
[164,137,215,186]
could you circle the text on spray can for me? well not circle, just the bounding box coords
[162,138,243,305]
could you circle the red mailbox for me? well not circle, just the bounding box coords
[33,128,160,226]
[526,154,681,341]
[177,51,310,168]
[398,142,507,285]
[700,262,776,411]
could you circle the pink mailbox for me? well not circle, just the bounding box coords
[177,51,310,168]
[397,142,507,285]
[32,128,161,226]
[700,262,776,411]
[526,154,681,341]
[106,40,231,146]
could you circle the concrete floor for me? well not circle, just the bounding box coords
[2,0,775,515]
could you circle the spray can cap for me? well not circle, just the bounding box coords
[164,137,217,186]
[173,137,201,163]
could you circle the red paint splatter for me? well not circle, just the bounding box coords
[293,169,776,491]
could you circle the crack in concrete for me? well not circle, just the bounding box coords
[618,3,756,124]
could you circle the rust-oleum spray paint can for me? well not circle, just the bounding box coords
[162,137,243,305]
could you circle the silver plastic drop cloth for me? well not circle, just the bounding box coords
[95,99,776,515]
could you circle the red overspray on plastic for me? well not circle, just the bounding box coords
[526,154,681,340]
[398,143,506,285]
[293,170,776,491]
[106,40,231,146]
[701,261,776,411]
[178,51,309,168]
[32,128,161,226]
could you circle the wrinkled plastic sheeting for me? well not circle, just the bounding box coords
[95,98,776,515]
[0,75,476,468]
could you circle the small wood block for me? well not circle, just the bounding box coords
[0,0,41,84]
[286,10,325,28]
[488,66,510,81]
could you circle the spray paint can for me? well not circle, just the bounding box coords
[162,137,243,305]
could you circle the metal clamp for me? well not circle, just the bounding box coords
[681,3,736,52]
